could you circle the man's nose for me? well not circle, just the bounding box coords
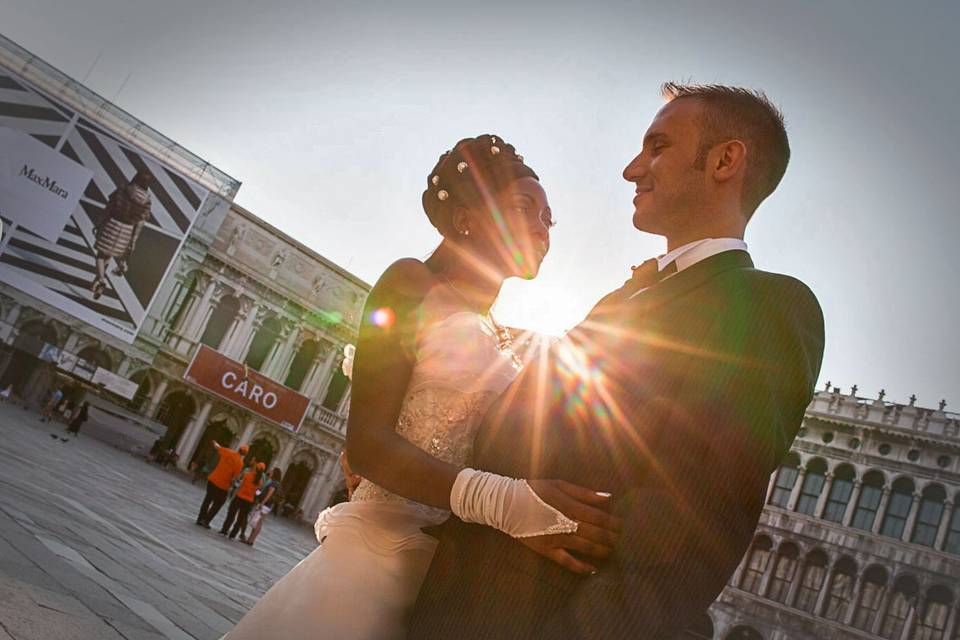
[622,153,645,182]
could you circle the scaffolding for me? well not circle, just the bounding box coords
[0,32,241,200]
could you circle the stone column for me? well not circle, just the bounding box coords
[275,437,297,472]
[176,400,214,468]
[815,472,835,518]
[182,274,218,341]
[146,379,169,418]
[843,480,864,527]
[942,601,959,640]
[814,566,834,617]
[902,492,922,543]
[238,418,257,446]
[758,549,780,597]
[787,468,807,512]
[936,501,955,550]
[116,356,133,378]
[901,595,922,640]
[765,471,778,504]
[785,569,804,608]
[314,455,341,513]
[222,302,259,360]
[871,580,895,636]
[263,323,299,380]
[872,488,892,535]
[4,304,21,326]
[62,331,82,354]
[299,472,326,522]
[843,574,865,626]
[305,346,337,399]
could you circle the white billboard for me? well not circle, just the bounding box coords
[0,65,210,343]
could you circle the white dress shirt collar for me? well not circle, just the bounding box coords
[657,237,749,273]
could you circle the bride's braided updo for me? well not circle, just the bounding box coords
[422,134,538,237]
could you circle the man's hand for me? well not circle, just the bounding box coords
[522,480,622,575]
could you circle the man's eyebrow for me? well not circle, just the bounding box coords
[643,132,668,147]
[512,193,536,205]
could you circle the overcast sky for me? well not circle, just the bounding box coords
[2,0,957,409]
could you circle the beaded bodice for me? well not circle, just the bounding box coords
[351,296,521,512]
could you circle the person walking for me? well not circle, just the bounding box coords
[220,462,264,540]
[244,467,283,547]
[40,387,63,422]
[63,402,89,439]
[196,442,247,529]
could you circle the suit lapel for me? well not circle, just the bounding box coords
[627,250,754,314]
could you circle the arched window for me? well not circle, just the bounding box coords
[881,478,915,539]
[796,458,827,516]
[794,550,828,614]
[767,542,799,604]
[911,485,947,547]
[853,566,888,632]
[200,295,239,350]
[852,470,885,531]
[823,465,856,523]
[880,575,919,639]
[944,498,960,555]
[739,536,773,595]
[822,557,857,621]
[245,316,282,372]
[769,453,800,508]
[321,366,350,412]
[284,339,319,391]
[914,585,953,640]
[77,345,112,372]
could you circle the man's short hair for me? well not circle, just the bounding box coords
[662,82,790,216]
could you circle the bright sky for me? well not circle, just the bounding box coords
[2,0,957,409]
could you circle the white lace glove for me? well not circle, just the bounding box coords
[450,468,579,539]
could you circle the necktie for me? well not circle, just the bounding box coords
[627,258,678,294]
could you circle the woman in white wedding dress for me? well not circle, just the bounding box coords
[226,135,620,640]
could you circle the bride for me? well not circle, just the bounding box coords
[226,134,620,639]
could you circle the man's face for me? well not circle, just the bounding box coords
[622,98,707,234]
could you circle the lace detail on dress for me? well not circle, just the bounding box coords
[350,301,519,511]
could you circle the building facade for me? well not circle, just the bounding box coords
[696,388,960,640]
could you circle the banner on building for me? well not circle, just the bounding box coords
[0,66,211,343]
[90,367,138,400]
[184,345,310,431]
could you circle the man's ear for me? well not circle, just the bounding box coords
[711,139,747,183]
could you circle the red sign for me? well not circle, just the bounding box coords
[184,345,310,431]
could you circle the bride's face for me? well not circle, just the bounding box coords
[467,176,553,280]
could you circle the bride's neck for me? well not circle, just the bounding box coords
[427,241,503,314]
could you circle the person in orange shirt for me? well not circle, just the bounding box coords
[220,462,264,540]
[195,442,247,529]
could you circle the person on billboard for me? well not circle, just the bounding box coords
[196,442,248,529]
[89,169,154,299]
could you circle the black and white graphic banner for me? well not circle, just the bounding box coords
[0,66,209,343]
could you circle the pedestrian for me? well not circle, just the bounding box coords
[0,384,13,404]
[220,462,264,540]
[244,467,283,547]
[63,401,89,438]
[195,441,247,529]
[40,387,63,422]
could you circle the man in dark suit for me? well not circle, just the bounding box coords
[409,83,825,639]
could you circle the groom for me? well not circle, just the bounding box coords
[408,83,825,639]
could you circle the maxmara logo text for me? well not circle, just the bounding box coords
[19,165,70,199]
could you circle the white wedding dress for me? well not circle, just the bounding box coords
[226,291,520,640]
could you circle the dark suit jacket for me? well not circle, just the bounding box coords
[408,250,825,639]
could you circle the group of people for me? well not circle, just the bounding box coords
[195,441,283,546]
[222,82,825,639]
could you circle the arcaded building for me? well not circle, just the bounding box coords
[691,388,960,640]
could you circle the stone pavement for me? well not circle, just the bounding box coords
[0,402,318,640]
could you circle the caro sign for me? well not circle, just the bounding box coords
[184,345,309,431]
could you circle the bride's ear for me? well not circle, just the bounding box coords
[450,206,472,238]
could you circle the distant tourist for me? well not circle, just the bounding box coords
[40,387,63,422]
[195,442,247,529]
[0,384,12,404]
[65,401,89,437]
[220,462,264,540]
[244,468,283,547]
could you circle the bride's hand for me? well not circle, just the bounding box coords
[522,480,622,575]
